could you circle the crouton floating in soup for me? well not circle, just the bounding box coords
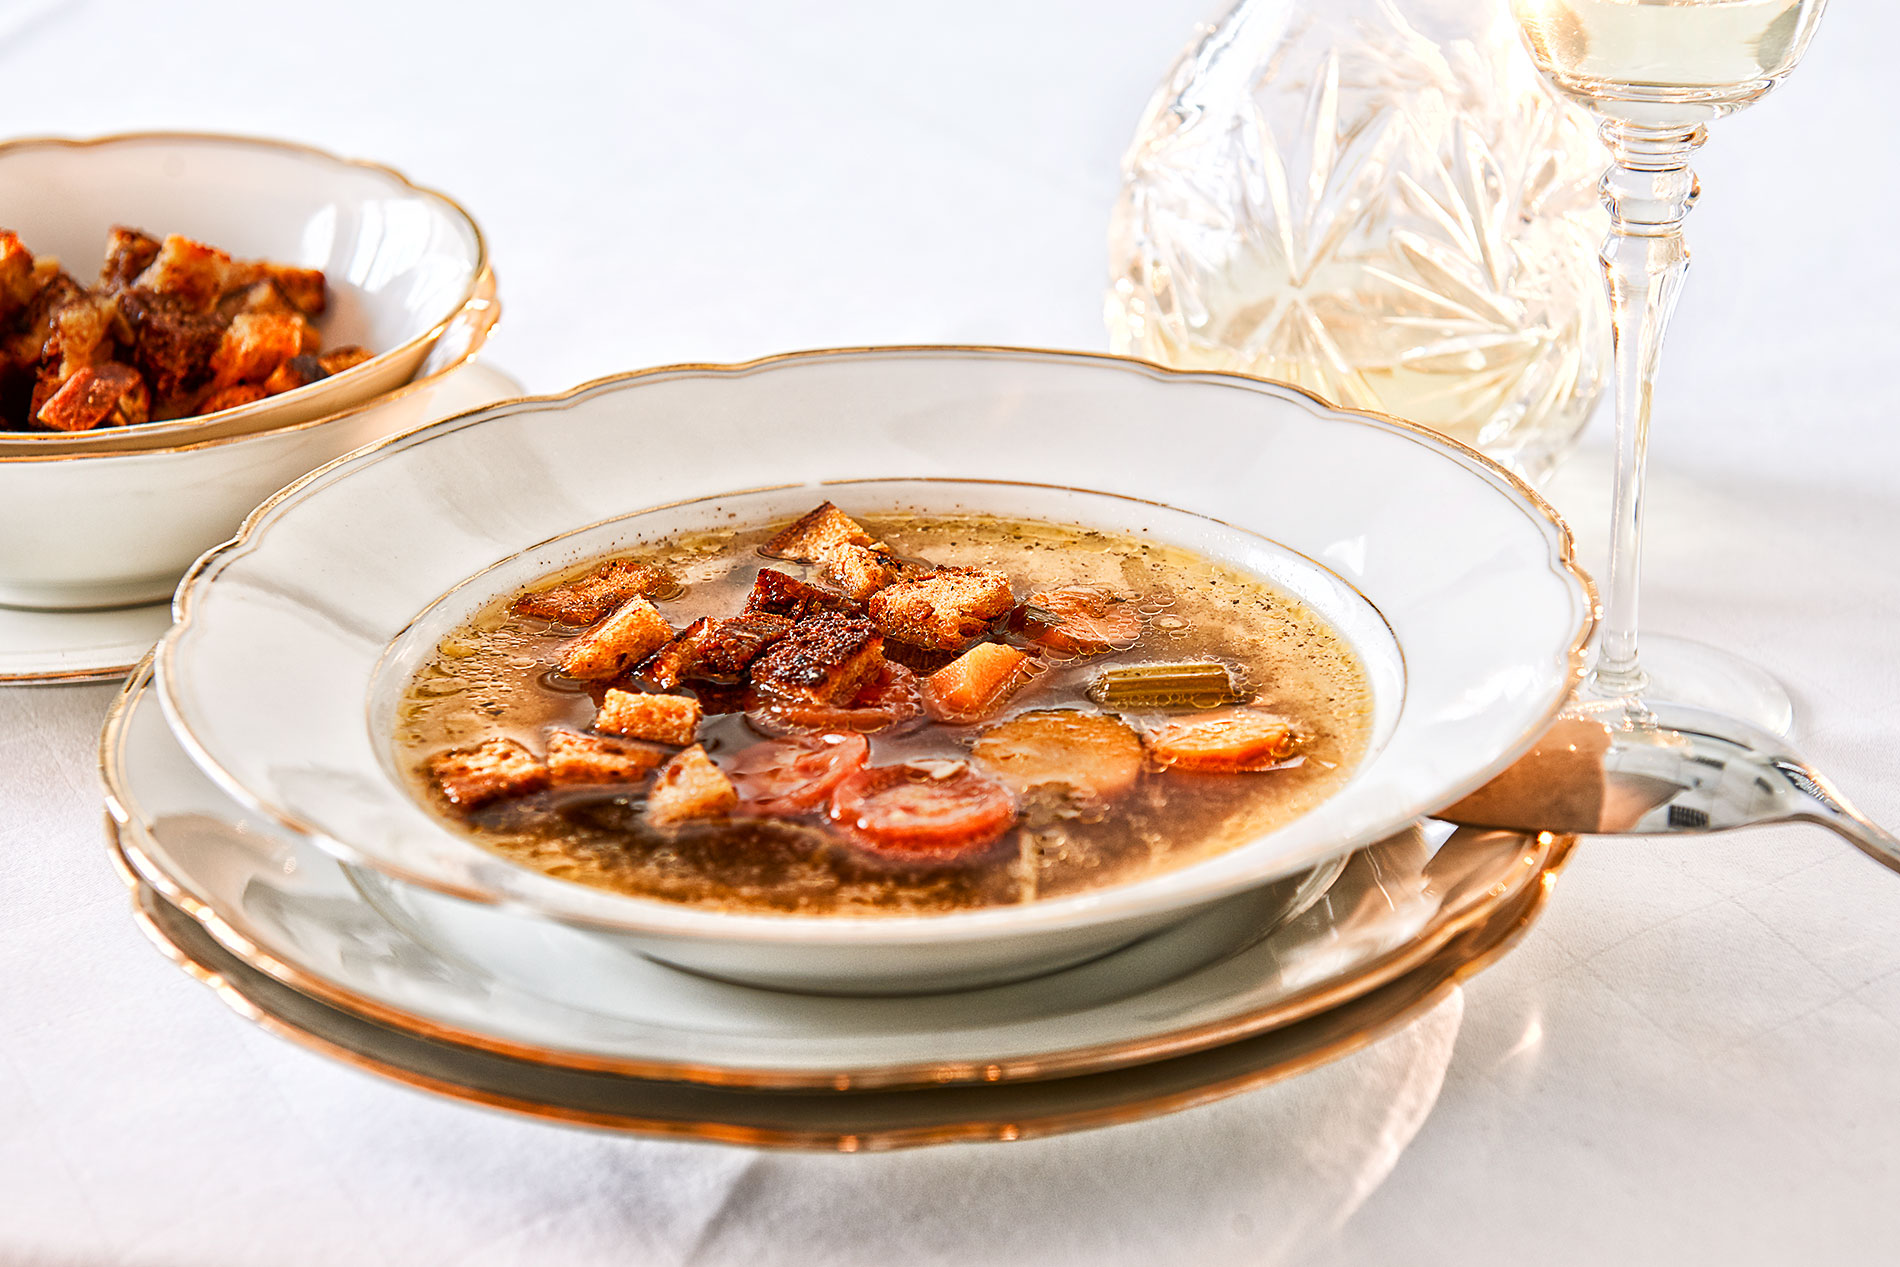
[395,503,1373,915]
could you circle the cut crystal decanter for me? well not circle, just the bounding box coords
[1108,0,1612,481]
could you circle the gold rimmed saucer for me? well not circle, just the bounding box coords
[124,848,1562,1151]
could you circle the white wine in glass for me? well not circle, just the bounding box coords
[1508,0,1828,734]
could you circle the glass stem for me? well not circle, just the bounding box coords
[1589,121,1705,704]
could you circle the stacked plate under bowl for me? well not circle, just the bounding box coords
[106,347,1593,1148]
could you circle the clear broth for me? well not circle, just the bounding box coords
[395,513,1373,916]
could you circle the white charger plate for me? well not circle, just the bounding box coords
[127,875,1550,1151]
[105,660,1563,1090]
[150,347,1594,992]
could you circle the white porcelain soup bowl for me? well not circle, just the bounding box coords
[0,132,488,457]
[155,348,1593,994]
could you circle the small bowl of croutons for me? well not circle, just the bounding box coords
[0,132,489,453]
[0,132,498,609]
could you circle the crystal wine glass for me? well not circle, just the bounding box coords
[1509,0,1828,733]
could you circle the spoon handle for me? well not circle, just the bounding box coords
[1777,756,1900,876]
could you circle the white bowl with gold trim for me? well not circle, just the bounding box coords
[154,348,1594,994]
[0,132,488,456]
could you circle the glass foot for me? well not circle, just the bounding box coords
[1591,634,1795,737]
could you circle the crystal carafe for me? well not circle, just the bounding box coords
[1108,0,1613,482]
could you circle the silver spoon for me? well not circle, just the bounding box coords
[1439,700,1900,873]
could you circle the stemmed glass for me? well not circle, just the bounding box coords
[1508,0,1829,733]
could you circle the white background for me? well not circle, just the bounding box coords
[3,1,1898,1263]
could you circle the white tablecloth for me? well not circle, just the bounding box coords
[4,2,1897,1263]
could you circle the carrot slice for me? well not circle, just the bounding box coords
[1147,708,1299,773]
[970,710,1145,803]
[728,733,870,816]
[828,762,1017,855]
[1023,587,1142,656]
[921,642,1038,724]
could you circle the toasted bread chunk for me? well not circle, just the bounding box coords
[262,264,327,316]
[98,226,162,292]
[643,617,716,689]
[0,230,38,323]
[118,288,222,409]
[559,597,674,681]
[317,345,371,375]
[216,278,297,321]
[262,353,327,395]
[749,614,885,705]
[693,613,795,680]
[511,559,677,626]
[742,568,858,620]
[428,737,549,809]
[594,689,702,746]
[822,544,904,602]
[646,744,739,828]
[645,613,793,687]
[761,502,881,562]
[4,270,80,368]
[197,383,268,415]
[131,234,238,311]
[36,363,150,432]
[868,567,1015,651]
[39,292,115,384]
[207,310,312,389]
[546,728,667,785]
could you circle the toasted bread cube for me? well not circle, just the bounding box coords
[693,613,795,680]
[428,737,549,809]
[644,613,792,687]
[197,383,269,415]
[35,290,115,384]
[0,230,38,322]
[119,288,223,408]
[546,728,667,785]
[208,310,311,389]
[512,559,677,626]
[263,353,326,395]
[559,597,674,681]
[762,502,881,562]
[131,234,238,311]
[742,567,858,620]
[643,617,716,688]
[594,689,702,746]
[35,363,150,432]
[262,264,327,316]
[98,226,162,292]
[645,744,739,828]
[823,544,904,602]
[4,270,80,368]
[317,345,371,375]
[868,567,1016,651]
[749,614,885,705]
